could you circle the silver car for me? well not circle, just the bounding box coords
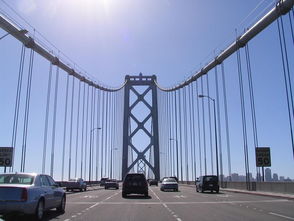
[160,178,178,192]
[0,173,66,220]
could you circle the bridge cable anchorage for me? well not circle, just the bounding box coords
[152,0,294,92]
[21,48,35,173]
[50,65,60,177]
[214,66,224,186]
[74,81,81,178]
[206,74,214,175]
[245,44,261,181]
[277,16,294,159]
[42,62,53,174]
[236,48,251,190]
[221,63,232,181]
[61,75,69,181]
[10,44,26,173]
[196,81,203,177]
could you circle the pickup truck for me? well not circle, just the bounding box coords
[61,178,87,192]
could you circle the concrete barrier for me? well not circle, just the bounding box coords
[222,181,294,194]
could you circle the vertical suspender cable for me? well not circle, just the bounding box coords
[174,90,179,178]
[245,44,260,180]
[89,86,94,182]
[50,65,59,177]
[277,17,294,159]
[101,91,105,178]
[61,75,69,181]
[42,62,52,174]
[96,89,101,180]
[188,84,194,181]
[196,81,202,176]
[11,44,26,172]
[237,49,250,190]
[183,87,189,181]
[74,80,81,178]
[80,83,86,178]
[105,92,109,176]
[214,66,224,185]
[221,63,232,180]
[84,85,90,177]
[289,10,294,45]
[201,77,207,175]
[178,89,183,181]
[206,74,214,175]
[191,83,197,180]
[68,76,75,180]
[21,49,35,172]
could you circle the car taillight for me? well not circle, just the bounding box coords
[21,188,28,201]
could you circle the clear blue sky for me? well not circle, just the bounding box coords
[0,0,293,180]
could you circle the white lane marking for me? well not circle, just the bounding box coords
[150,188,183,221]
[67,199,289,205]
[71,215,77,218]
[63,219,70,221]
[269,212,294,220]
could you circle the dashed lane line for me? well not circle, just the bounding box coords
[269,212,294,220]
[150,188,183,221]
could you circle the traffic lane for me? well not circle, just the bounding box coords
[65,188,175,221]
[151,185,294,221]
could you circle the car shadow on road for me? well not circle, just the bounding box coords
[123,195,152,200]
[1,210,65,221]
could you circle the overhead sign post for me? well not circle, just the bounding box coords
[256,147,271,167]
[0,147,14,167]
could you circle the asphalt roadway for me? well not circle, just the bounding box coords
[1,185,294,221]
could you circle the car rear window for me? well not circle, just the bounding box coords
[203,176,218,182]
[0,174,34,185]
[125,174,146,182]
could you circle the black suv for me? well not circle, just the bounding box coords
[122,173,148,197]
[196,175,219,193]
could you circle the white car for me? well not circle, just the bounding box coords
[160,178,178,192]
[0,173,66,220]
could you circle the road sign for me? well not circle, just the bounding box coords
[0,147,13,167]
[256,147,271,167]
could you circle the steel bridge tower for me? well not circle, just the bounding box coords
[122,74,160,180]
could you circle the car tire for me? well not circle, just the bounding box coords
[144,192,148,197]
[122,192,127,198]
[84,187,87,191]
[35,199,44,221]
[56,195,66,213]
[80,188,83,192]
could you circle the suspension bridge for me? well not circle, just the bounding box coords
[0,0,294,220]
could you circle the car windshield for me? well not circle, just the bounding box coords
[203,176,218,182]
[0,174,34,185]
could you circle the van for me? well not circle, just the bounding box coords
[196,175,219,193]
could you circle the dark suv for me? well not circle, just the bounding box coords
[196,175,219,193]
[122,173,148,197]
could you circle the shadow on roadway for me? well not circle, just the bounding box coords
[123,195,152,200]
[1,210,65,221]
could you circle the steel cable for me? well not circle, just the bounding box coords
[74,81,81,178]
[201,77,207,175]
[68,77,75,180]
[21,49,34,172]
[10,44,26,173]
[61,75,69,181]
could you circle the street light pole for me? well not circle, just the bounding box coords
[198,95,219,183]
[170,138,179,179]
[89,127,101,184]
